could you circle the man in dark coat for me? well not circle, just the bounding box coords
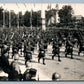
[65,37,73,59]
[24,44,32,66]
[38,43,46,65]
[52,41,61,62]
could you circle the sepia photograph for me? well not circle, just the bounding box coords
[0,3,84,81]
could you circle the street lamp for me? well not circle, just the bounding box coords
[16,3,20,29]
[9,10,11,28]
[41,4,46,31]
[3,4,5,28]
[3,10,5,28]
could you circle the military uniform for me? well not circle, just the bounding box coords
[24,45,32,66]
[52,41,61,62]
[65,37,73,59]
[38,43,46,65]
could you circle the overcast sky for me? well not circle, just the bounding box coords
[0,4,84,16]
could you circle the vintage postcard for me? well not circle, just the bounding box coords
[0,3,84,81]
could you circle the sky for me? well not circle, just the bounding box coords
[0,4,84,16]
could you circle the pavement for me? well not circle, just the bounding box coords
[0,43,84,81]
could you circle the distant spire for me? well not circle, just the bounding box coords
[47,4,50,9]
[55,4,59,23]
[55,4,59,11]
[47,4,51,10]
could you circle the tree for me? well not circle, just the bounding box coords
[5,10,9,27]
[0,7,3,27]
[32,11,41,27]
[11,11,17,27]
[23,11,30,27]
[46,9,57,26]
[58,5,73,25]
[19,11,23,26]
[23,10,41,27]
[37,11,41,27]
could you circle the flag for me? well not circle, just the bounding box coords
[47,4,50,9]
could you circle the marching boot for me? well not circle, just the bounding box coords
[58,55,61,62]
[52,55,54,60]
[71,53,73,59]
[78,51,80,56]
[43,58,46,65]
[65,53,67,57]
[38,58,40,63]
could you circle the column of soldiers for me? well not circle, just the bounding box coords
[0,27,83,81]
[0,28,37,81]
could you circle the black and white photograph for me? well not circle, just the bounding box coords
[0,3,84,81]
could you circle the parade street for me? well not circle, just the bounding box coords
[1,43,84,81]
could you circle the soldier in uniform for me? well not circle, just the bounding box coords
[38,42,46,65]
[24,43,32,66]
[52,40,61,62]
[65,36,73,59]
[43,39,48,51]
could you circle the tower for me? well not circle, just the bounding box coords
[55,4,59,23]
[41,4,46,31]
[9,10,11,28]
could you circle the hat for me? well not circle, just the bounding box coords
[52,72,61,81]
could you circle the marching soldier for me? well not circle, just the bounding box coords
[52,40,61,62]
[24,43,32,66]
[43,39,48,51]
[38,42,46,65]
[65,36,73,59]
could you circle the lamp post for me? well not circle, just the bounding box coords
[17,12,19,29]
[30,8,32,30]
[16,4,20,29]
[3,10,5,28]
[55,4,59,24]
[41,4,46,31]
[3,4,6,28]
[9,10,11,28]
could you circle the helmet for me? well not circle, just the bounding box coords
[52,72,61,81]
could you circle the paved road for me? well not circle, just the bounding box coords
[0,43,84,81]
